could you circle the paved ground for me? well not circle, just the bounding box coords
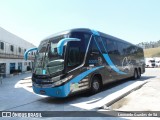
[0,68,159,120]
[111,68,160,111]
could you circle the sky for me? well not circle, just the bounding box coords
[0,0,160,46]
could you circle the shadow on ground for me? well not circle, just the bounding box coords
[38,75,156,105]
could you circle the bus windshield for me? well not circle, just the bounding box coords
[34,38,65,76]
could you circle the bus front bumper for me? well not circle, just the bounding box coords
[32,83,70,97]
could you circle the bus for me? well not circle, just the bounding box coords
[145,58,155,68]
[24,28,145,97]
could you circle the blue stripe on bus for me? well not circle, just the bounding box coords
[103,54,126,75]
[57,38,80,56]
[91,30,100,36]
[33,66,104,97]
[93,36,126,75]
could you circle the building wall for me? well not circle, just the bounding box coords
[0,59,33,75]
[0,27,36,77]
[0,27,35,50]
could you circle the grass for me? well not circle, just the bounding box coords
[144,47,160,57]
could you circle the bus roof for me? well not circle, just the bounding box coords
[42,28,92,41]
[41,28,138,48]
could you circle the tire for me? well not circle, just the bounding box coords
[133,69,138,80]
[137,69,141,79]
[90,76,101,94]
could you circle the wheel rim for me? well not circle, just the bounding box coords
[93,81,99,90]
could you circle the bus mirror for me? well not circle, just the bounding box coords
[24,48,38,60]
[57,38,81,56]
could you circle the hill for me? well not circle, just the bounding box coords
[144,47,160,57]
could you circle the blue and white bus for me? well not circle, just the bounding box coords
[24,28,145,97]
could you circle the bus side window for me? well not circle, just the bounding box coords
[102,37,119,55]
[67,46,80,67]
[70,32,91,64]
[91,42,99,52]
[106,39,117,54]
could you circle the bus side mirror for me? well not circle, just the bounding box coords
[24,48,38,60]
[57,38,81,56]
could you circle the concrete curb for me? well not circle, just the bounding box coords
[71,80,148,110]
[99,81,148,110]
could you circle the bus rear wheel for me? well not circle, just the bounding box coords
[90,76,101,94]
[133,69,138,80]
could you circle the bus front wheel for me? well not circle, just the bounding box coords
[90,76,101,94]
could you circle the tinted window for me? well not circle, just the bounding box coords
[117,42,126,55]
[125,44,132,55]
[70,32,90,52]
[91,40,99,53]
[102,37,121,65]
[67,42,80,67]
[68,46,80,66]
[102,38,118,54]
[94,36,106,53]
[69,32,91,67]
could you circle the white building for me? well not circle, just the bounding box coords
[0,27,36,77]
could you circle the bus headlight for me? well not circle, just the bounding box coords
[53,75,73,86]
[54,80,63,86]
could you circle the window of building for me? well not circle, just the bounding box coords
[10,45,14,52]
[24,49,26,52]
[10,63,15,74]
[19,47,21,53]
[0,42,4,50]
